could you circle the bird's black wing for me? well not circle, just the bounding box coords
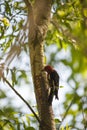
[50,70,59,99]
[50,70,59,86]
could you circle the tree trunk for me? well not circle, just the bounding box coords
[27,0,56,130]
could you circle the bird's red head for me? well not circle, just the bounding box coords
[43,65,54,74]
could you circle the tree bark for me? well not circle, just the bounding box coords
[26,0,56,130]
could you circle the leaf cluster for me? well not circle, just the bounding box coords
[0,109,36,130]
[0,0,87,130]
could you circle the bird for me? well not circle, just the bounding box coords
[42,65,59,104]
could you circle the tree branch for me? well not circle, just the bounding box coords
[58,97,75,129]
[23,0,32,10]
[2,76,41,124]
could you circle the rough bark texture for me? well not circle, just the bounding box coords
[26,0,56,130]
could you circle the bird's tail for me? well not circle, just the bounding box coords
[48,87,54,105]
[54,88,59,100]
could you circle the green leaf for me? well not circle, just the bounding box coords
[0,90,6,99]
[29,112,38,118]
[66,124,71,130]
[60,126,64,130]
[25,126,35,130]
[55,118,61,124]
[11,70,17,86]
[59,86,64,88]
[17,123,20,130]
[26,115,30,126]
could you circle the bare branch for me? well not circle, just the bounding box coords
[2,76,41,124]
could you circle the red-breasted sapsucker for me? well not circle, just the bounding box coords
[43,65,59,104]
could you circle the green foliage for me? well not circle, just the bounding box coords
[60,124,71,130]
[0,0,87,130]
[1,18,10,27]
[0,0,27,52]
[0,108,37,130]
[55,118,61,124]
[46,0,87,129]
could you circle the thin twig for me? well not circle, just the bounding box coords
[2,76,41,124]
[10,10,22,21]
[2,76,52,129]
[58,97,75,129]
[0,66,31,72]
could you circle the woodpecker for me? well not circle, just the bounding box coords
[42,65,59,104]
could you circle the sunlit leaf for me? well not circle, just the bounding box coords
[2,18,10,27]
[55,118,61,123]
